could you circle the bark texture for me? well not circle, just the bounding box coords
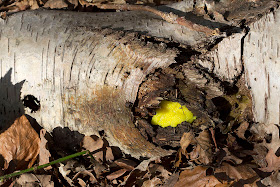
[244,7,280,124]
[0,13,178,158]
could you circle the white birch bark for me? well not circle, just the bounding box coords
[244,7,280,124]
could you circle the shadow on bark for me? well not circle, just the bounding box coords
[0,69,25,131]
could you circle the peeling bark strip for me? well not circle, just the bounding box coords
[0,9,221,47]
[0,13,177,158]
[192,32,245,83]
[95,4,218,36]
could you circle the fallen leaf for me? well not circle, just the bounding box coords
[14,1,30,11]
[221,148,243,165]
[27,0,40,10]
[93,151,103,162]
[39,129,52,170]
[260,149,280,172]
[162,172,180,187]
[250,123,280,153]
[175,166,222,187]
[106,147,114,162]
[0,12,7,19]
[72,170,97,184]
[261,170,280,186]
[68,0,79,8]
[215,162,258,182]
[0,115,40,171]
[82,135,104,152]
[44,0,68,9]
[93,162,107,178]
[226,133,241,150]
[77,178,86,187]
[251,144,268,168]
[149,164,171,181]
[59,163,73,185]
[15,174,54,187]
[106,168,127,180]
[142,177,162,187]
[180,132,194,155]
[190,130,213,164]
[234,122,250,140]
[79,0,91,6]
[114,158,137,171]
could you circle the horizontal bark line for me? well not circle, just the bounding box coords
[2,8,225,47]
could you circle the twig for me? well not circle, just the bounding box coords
[95,4,219,36]
[0,150,89,182]
[209,128,218,152]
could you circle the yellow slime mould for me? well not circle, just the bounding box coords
[151,100,196,128]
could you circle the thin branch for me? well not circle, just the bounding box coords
[209,128,218,152]
[95,4,219,36]
[0,150,89,182]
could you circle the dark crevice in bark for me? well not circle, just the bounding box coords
[232,19,250,85]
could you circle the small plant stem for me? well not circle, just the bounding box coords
[0,150,89,182]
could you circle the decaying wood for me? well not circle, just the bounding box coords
[1,0,280,158]
[192,32,245,83]
[0,13,178,158]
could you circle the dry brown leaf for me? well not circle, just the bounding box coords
[77,178,87,187]
[15,174,54,187]
[250,123,280,153]
[14,1,30,11]
[191,130,213,164]
[114,158,137,171]
[85,0,127,6]
[175,166,222,187]
[180,132,194,155]
[59,163,73,185]
[73,170,98,184]
[221,148,243,165]
[252,144,268,168]
[44,0,68,9]
[93,151,103,162]
[79,0,91,6]
[90,146,114,162]
[39,129,52,170]
[215,162,257,181]
[106,168,127,180]
[82,136,104,152]
[260,149,280,172]
[0,115,40,171]
[261,170,280,186]
[234,121,249,140]
[106,147,114,162]
[11,0,40,11]
[68,0,79,8]
[93,162,107,178]
[27,0,40,9]
[162,172,180,187]
[149,164,171,181]
[142,177,162,187]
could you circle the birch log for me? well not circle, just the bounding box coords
[1,0,280,158]
[0,14,179,158]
